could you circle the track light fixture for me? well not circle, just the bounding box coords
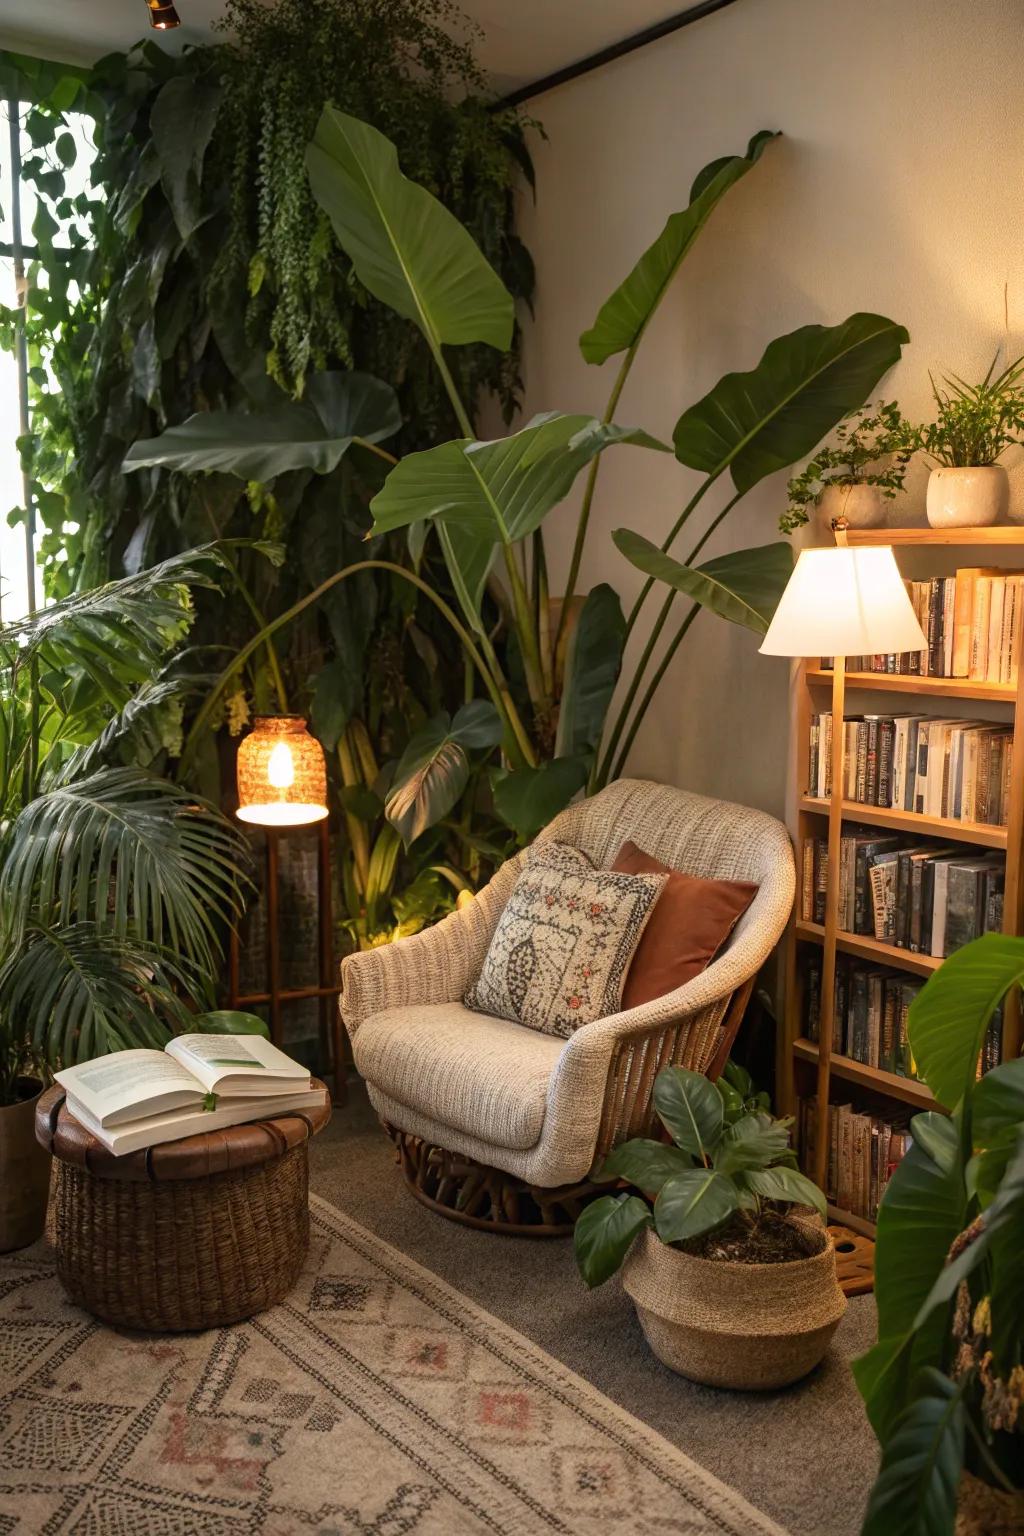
[146,0,181,29]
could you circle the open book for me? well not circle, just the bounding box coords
[55,1034,325,1156]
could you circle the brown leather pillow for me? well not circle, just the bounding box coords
[611,840,758,1009]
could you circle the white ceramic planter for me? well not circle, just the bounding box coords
[926,465,1008,529]
[816,481,886,530]
[621,1223,847,1390]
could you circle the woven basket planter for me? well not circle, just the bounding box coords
[956,1472,1024,1535]
[622,1223,847,1389]
[37,1085,329,1332]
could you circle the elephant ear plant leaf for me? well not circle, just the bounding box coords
[124,371,402,480]
[574,1065,825,1289]
[385,701,504,846]
[853,934,1024,1536]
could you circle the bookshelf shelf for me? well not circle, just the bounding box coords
[804,667,1016,703]
[781,525,1024,1241]
[794,918,941,977]
[843,526,1024,547]
[793,1039,937,1110]
[798,795,1008,849]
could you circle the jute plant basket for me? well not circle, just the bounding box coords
[622,1223,847,1390]
[956,1472,1024,1536]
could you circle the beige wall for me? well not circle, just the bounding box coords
[515,0,1024,822]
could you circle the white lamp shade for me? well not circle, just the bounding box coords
[759,546,927,659]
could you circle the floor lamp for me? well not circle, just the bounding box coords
[760,544,927,1191]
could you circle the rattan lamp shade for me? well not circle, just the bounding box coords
[237,716,328,827]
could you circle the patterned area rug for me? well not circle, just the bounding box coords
[0,1193,788,1535]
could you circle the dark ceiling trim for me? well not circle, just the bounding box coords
[496,0,742,109]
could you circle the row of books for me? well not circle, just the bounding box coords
[807,711,1013,826]
[799,1098,910,1221]
[803,951,1003,1077]
[828,567,1024,682]
[800,828,1004,956]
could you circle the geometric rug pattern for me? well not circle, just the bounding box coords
[0,1193,789,1535]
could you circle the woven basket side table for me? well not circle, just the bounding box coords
[36,1084,330,1332]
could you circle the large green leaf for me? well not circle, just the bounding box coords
[909,934,1024,1112]
[385,702,502,846]
[554,583,626,759]
[580,130,778,366]
[123,372,401,482]
[491,756,589,842]
[973,1056,1024,1146]
[740,1165,827,1220]
[673,313,909,494]
[853,1119,967,1440]
[652,1066,724,1158]
[371,414,665,610]
[597,1138,693,1195]
[654,1168,738,1243]
[149,74,221,242]
[306,107,513,353]
[612,532,793,635]
[860,1370,965,1536]
[573,1193,653,1288]
[713,1111,794,1173]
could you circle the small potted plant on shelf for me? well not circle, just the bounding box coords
[574,1061,845,1390]
[918,355,1024,528]
[855,933,1024,1536]
[779,401,916,534]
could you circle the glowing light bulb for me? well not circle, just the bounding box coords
[267,741,295,792]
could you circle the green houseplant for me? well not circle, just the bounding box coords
[572,1063,843,1390]
[0,546,254,1249]
[921,357,1024,529]
[129,109,909,853]
[855,933,1024,1536]
[779,402,916,534]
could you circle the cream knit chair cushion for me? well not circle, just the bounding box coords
[352,1003,565,1150]
[341,779,795,1188]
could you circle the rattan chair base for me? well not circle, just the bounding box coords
[52,1143,311,1331]
[384,1124,598,1236]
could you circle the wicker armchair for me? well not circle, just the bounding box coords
[340,779,795,1232]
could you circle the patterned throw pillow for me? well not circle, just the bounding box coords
[464,843,667,1038]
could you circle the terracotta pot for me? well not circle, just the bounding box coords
[622,1223,847,1390]
[926,465,1008,528]
[0,1077,51,1252]
[817,481,886,530]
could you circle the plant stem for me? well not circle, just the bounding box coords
[336,730,370,891]
[198,491,290,712]
[595,488,741,788]
[609,601,700,781]
[554,347,633,660]
[178,559,533,780]
[534,530,553,698]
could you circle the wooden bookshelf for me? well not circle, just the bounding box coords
[781,526,1024,1237]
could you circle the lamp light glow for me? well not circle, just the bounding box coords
[759,545,927,659]
[237,716,328,828]
[146,0,181,29]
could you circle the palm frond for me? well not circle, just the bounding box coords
[1,767,251,972]
[0,925,200,1066]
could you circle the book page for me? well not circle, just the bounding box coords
[55,1050,202,1124]
[166,1033,308,1093]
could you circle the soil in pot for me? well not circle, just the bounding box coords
[678,1209,821,1265]
[1,1076,52,1253]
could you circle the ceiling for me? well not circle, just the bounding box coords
[0,1,710,98]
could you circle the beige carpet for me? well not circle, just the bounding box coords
[0,1191,788,1536]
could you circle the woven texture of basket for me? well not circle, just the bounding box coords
[36,1085,330,1332]
[622,1224,847,1389]
[956,1472,1024,1536]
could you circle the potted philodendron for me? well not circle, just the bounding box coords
[574,1062,845,1390]
[779,401,916,534]
[919,357,1024,528]
[855,933,1024,1536]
